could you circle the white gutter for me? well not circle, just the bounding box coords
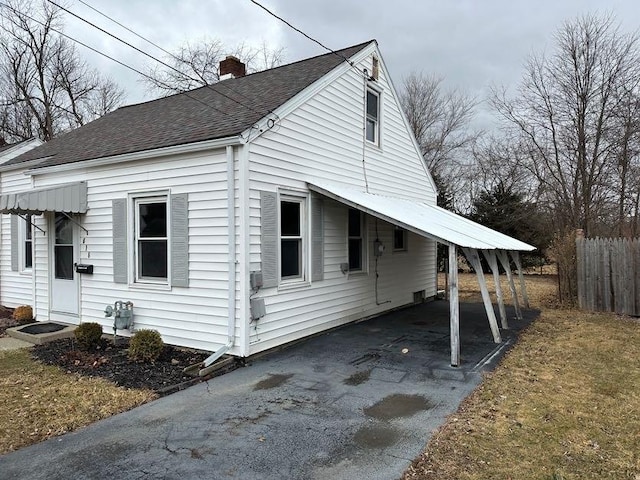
[15,136,242,176]
[202,144,237,368]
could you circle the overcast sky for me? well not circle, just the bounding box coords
[66,0,640,130]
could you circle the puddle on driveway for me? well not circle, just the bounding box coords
[364,393,433,420]
[253,373,294,390]
[353,423,399,449]
[343,369,371,386]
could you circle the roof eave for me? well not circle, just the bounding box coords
[22,135,242,176]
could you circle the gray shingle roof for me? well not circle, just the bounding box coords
[7,41,373,170]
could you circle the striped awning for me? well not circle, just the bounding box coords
[0,181,87,214]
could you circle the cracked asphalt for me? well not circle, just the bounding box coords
[0,300,537,480]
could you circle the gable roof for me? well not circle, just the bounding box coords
[5,41,374,170]
[0,143,13,155]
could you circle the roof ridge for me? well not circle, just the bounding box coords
[117,39,376,111]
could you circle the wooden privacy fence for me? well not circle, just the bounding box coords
[576,236,640,316]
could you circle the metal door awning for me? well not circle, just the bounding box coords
[308,181,535,251]
[0,181,87,215]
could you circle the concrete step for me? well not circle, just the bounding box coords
[6,322,77,345]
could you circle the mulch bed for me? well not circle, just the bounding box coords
[30,338,235,396]
[0,307,18,336]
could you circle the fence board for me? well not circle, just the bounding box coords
[576,236,640,316]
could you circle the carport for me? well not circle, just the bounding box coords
[309,182,536,367]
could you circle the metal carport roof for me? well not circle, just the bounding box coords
[309,182,535,251]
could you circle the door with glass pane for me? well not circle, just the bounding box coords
[50,212,79,315]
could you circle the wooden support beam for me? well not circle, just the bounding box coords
[463,247,501,343]
[482,249,508,329]
[510,251,530,309]
[449,244,460,367]
[497,250,522,320]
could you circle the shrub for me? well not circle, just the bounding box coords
[128,329,164,363]
[12,305,33,325]
[74,322,104,350]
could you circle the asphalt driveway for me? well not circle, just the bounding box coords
[0,300,537,480]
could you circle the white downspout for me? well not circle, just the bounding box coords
[202,145,237,368]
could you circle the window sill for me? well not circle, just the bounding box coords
[19,269,33,276]
[365,141,382,153]
[347,270,369,278]
[278,280,311,292]
[392,249,408,254]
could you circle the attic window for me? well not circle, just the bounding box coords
[366,89,379,144]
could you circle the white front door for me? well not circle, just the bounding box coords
[50,212,79,317]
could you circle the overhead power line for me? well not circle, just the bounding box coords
[248,0,355,68]
[75,0,174,59]
[46,0,271,119]
[0,1,241,123]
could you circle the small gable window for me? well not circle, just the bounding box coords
[366,89,380,144]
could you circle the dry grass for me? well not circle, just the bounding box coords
[439,272,559,308]
[0,349,156,454]
[405,274,640,479]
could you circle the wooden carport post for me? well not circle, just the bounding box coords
[497,250,522,320]
[449,243,460,367]
[463,247,502,343]
[482,249,508,329]
[510,251,530,309]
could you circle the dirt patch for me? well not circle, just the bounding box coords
[344,369,371,386]
[354,423,400,449]
[253,373,294,390]
[364,394,433,420]
[30,338,221,395]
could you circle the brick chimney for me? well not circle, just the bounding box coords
[219,56,246,79]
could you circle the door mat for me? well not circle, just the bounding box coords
[18,322,67,335]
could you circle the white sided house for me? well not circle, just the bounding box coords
[0,41,533,366]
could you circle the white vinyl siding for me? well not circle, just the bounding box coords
[27,149,237,352]
[0,169,34,308]
[247,48,437,355]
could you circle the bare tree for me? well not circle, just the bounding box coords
[0,0,125,142]
[492,14,640,236]
[399,72,477,179]
[142,38,285,96]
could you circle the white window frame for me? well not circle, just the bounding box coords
[393,226,408,252]
[132,194,169,285]
[365,87,381,146]
[278,193,308,286]
[18,214,33,273]
[347,208,367,273]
